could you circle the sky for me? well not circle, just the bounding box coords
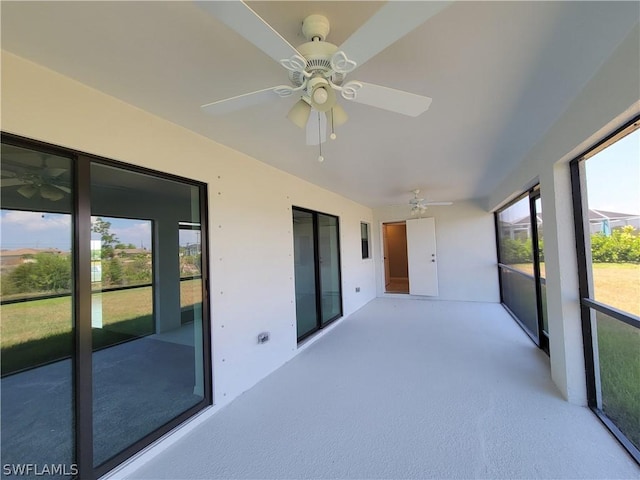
[1,128,638,251]
[0,215,200,252]
[585,127,639,215]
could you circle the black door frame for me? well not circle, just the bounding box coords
[495,186,548,354]
[292,206,343,342]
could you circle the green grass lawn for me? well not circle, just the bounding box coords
[596,312,640,448]
[507,262,639,449]
[1,279,202,375]
[511,262,639,316]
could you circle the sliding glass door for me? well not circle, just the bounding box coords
[292,207,342,341]
[495,186,548,353]
[0,134,211,479]
[89,163,207,470]
[0,143,76,475]
[318,213,341,325]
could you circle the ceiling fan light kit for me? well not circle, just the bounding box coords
[287,98,312,129]
[199,1,443,160]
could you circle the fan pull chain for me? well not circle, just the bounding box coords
[318,111,324,162]
[330,109,336,140]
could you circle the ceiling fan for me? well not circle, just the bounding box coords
[1,163,71,201]
[408,189,452,216]
[198,1,449,153]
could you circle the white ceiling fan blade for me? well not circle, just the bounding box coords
[196,1,303,67]
[306,109,327,146]
[425,201,453,206]
[348,82,432,117]
[338,1,451,70]
[54,185,72,194]
[201,87,282,116]
[1,178,25,187]
[44,167,67,178]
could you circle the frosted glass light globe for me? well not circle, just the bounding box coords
[313,87,328,104]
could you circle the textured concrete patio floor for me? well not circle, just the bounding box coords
[123,298,639,479]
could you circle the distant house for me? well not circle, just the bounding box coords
[499,209,639,239]
[115,248,149,256]
[497,213,542,241]
[0,248,67,270]
[588,209,640,235]
[182,243,201,256]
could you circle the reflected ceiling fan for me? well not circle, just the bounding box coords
[408,189,452,216]
[198,1,449,155]
[1,162,71,201]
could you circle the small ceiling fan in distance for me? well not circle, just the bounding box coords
[198,1,450,158]
[408,189,452,216]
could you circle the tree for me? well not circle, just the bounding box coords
[104,257,123,285]
[91,217,120,259]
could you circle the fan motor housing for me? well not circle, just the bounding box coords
[289,40,344,87]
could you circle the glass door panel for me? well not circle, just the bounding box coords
[293,209,318,339]
[318,213,341,325]
[90,163,205,467]
[0,144,75,473]
[534,197,548,339]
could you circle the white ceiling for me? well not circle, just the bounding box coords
[2,1,638,208]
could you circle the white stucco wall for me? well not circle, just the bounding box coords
[1,51,376,408]
[373,201,500,303]
[484,25,640,404]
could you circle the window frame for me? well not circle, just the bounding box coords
[0,132,213,479]
[569,115,640,464]
[494,185,548,353]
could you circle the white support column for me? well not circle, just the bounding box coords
[154,218,182,334]
[540,162,587,405]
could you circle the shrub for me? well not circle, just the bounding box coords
[591,225,640,263]
[7,253,71,294]
[501,237,533,264]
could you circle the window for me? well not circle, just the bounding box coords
[571,117,639,462]
[495,187,548,352]
[0,134,212,478]
[361,222,370,259]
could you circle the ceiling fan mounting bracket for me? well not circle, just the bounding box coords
[302,14,330,42]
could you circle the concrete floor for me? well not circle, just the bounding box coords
[121,298,639,479]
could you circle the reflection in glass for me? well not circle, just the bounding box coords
[91,163,205,467]
[0,143,75,473]
[497,196,534,270]
[179,224,203,325]
[499,268,539,337]
[293,209,318,339]
[318,214,341,325]
[595,311,640,450]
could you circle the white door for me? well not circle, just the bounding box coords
[406,217,438,296]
